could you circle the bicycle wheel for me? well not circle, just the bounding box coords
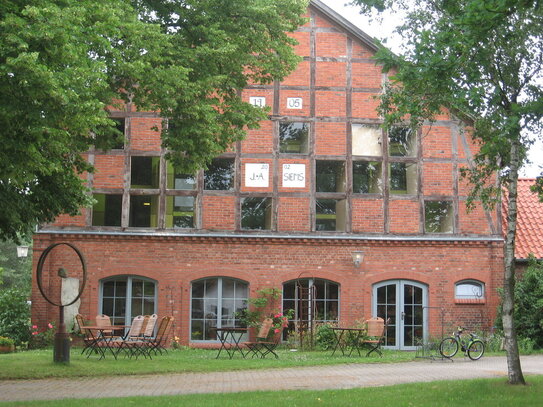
[467,339,485,360]
[439,337,458,358]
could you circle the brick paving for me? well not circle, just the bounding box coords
[1,355,542,402]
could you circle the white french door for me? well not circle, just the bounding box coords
[372,280,428,350]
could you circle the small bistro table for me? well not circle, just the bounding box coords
[330,327,367,357]
[80,325,128,360]
[214,327,248,359]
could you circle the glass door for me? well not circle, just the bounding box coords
[373,280,427,350]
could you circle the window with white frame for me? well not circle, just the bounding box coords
[455,280,484,299]
[100,276,157,326]
[190,277,248,341]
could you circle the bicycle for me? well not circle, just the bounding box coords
[439,327,485,360]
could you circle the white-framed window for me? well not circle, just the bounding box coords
[100,275,157,326]
[455,280,484,299]
[190,277,248,341]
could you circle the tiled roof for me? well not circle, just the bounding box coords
[508,179,543,259]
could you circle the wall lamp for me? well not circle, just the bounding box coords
[17,246,29,258]
[351,250,365,268]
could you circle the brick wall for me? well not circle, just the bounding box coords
[31,234,503,345]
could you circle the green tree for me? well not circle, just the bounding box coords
[0,289,31,346]
[0,240,32,294]
[351,0,543,385]
[510,259,543,349]
[0,0,307,241]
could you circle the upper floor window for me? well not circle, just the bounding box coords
[389,162,417,195]
[316,199,346,232]
[424,201,453,233]
[316,161,346,193]
[92,194,122,226]
[167,162,196,190]
[241,197,272,230]
[455,280,484,299]
[388,127,417,157]
[110,118,126,149]
[131,156,160,189]
[204,158,234,191]
[129,195,158,227]
[353,161,382,194]
[166,196,195,228]
[279,122,309,154]
[352,124,382,157]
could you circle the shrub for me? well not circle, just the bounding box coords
[315,323,337,350]
[0,288,31,346]
[496,258,543,349]
[0,336,15,347]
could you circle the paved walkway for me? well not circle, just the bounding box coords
[1,355,542,402]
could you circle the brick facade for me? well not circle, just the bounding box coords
[32,1,503,349]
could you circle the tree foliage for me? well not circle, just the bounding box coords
[351,0,543,385]
[0,288,31,346]
[0,0,307,241]
[511,260,543,349]
[0,240,32,294]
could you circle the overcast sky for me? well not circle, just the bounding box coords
[321,0,542,178]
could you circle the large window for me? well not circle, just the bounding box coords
[279,122,309,154]
[100,276,157,326]
[204,158,235,191]
[283,279,339,334]
[191,278,248,341]
[92,194,122,226]
[424,201,453,233]
[241,197,272,230]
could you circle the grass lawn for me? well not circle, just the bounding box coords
[1,376,542,407]
[0,347,416,380]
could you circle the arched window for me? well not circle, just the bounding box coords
[100,276,157,326]
[455,280,485,299]
[190,277,248,341]
[282,278,340,326]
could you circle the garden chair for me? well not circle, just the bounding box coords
[146,316,174,356]
[95,314,118,341]
[361,317,389,357]
[74,314,97,356]
[243,318,282,359]
[143,314,158,339]
[113,315,150,359]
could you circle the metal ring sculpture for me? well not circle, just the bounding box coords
[36,243,87,307]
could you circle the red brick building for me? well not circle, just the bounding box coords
[31,0,503,349]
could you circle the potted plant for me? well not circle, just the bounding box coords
[0,336,15,353]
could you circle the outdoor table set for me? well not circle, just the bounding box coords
[76,314,174,360]
[329,317,389,358]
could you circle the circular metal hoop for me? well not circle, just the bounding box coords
[36,243,87,307]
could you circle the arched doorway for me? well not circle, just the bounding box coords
[372,280,428,350]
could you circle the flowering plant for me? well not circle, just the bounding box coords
[29,322,55,349]
[270,312,292,335]
[171,336,182,349]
